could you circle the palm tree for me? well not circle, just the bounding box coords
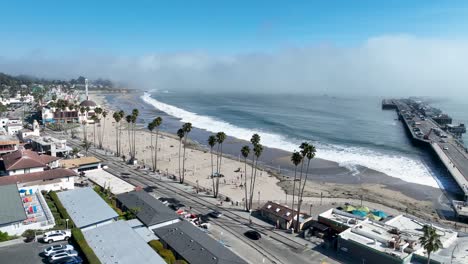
[419,225,442,264]
[208,135,217,196]
[152,117,162,172]
[100,110,107,149]
[147,121,156,171]
[249,143,263,209]
[181,122,192,184]
[214,132,226,198]
[248,134,261,208]
[125,114,133,161]
[290,151,302,210]
[130,109,139,160]
[241,145,250,210]
[91,115,99,146]
[118,110,125,156]
[177,128,185,183]
[113,111,123,156]
[296,143,316,232]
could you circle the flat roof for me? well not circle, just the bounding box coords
[117,191,179,227]
[57,187,118,229]
[0,135,19,144]
[153,221,247,264]
[60,157,101,169]
[83,220,165,264]
[0,184,27,225]
[126,218,158,242]
[319,208,366,227]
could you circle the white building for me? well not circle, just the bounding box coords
[28,135,71,157]
[5,121,23,136]
[18,120,40,141]
[2,149,59,176]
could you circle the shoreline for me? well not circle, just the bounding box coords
[86,91,444,220]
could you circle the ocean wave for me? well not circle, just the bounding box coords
[141,92,439,188]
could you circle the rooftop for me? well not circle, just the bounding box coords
[79,100,97,107]
[0,184,27,225]
[117,191,179,227]
[319,208,366,227]
[83,220,166,264]
[0,135,19,145]
[0,168,77,186]
[153,221,247,264]
[28,135,66,146]
[60,157,101,169]
[57,187,119,229]
[2,149,59,171]
[260,201,304,221]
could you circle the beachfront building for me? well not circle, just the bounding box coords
[1,149,60,176]
[57,187,119,230]
[0,135,19,155]
[0,184,55,236]
[59,156,101,172]
[116,190,180,230]
[318,208,367,233]
[41,105,79,124]
[153,220,247,264]
[0,168,77,192]
[259,201,313,230]
[28,135,71,157]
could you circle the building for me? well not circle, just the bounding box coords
[0,168,77,191]
[41,106,79,124]
[5,121,23,136]
[1,149,60,175]
[153,220,247,264]
[59,156,101,172]
[28,135,71,157]
[126,218,158,242]
[117,190,180,230]
[0,135,19,155]
[83,220,166,264]
[452,200,468,222]
[18,120,40,141]
[318,208,367,233]
[259,201,313,230]
[0,184,55,236]
[57,187,119,230]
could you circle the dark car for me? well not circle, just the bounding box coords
[51,256,83,264]
[244,230,261,240]
[209,210,223,218]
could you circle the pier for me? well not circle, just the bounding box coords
[383,98,468,221]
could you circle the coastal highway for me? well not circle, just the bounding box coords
[48,129,342,264]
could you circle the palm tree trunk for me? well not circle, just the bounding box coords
[182,136,188,183]
[427,253,431,264]
[249,158,259,209]
[154,129,159,172]
[214,144,221,197]
[296,159,311,232]
[178,139,182,183]
[93,123,96,146]
[115,123,119,156]
[210,148,215,197]
[291,166,298,210]
[244,158,249,211]
[150,131,154,170]
[248,155,255,207]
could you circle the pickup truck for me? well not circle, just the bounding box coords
[42,230,72,243]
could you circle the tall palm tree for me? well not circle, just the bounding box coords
[177,128,185,183]
[125,114,133,160]
[214,132,226,198]
[130,109,139,160]
[93,107,102,147]
[241,145,250,211]
[181,122,192,184]
[113,111,123,156]
[118,110,125,156]
[249,143,263,209]
[296,143,316,232]
[147,121,156,171]
[208,135,217,196]
[152,117,162,172]
[419,225,442,264]
[248,134,261,208]
[290,151,302,210]
[100,110,107,149]
[91,115,99,147]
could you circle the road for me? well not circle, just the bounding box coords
[49,129,344,264]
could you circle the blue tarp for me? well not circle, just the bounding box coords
[372,210,388,218]
[352,210,368,217]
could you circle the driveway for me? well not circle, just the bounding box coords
[0,240,69,264]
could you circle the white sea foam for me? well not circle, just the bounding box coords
[141,92,440,188]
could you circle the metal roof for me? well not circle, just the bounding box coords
[153,221,247,264]
[0,184,27,225]
[83,220,165,264]
[117,191,179,227]
[57,187,118,229]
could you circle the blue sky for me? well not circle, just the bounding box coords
[1,1,468,56]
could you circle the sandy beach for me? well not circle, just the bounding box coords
[80,92,444,221]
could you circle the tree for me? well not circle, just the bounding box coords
[152,117,162,172]
[91,115,99,147]
[214,132,226,198]
[296,143,316,232]
[177,128,185,183]
[125,115,133,160]
[81,120,88,142]
[419,225,442,264]
[71,147,80,157]
[113,111,123,156]
[93,107,103,148]
[81,140,92,156]
[241,145,250,210]
[248,134,261,209]
[99,110,107,149]
[249,143,263,209]
[147,121,156,171]
[290,151,302,210]
[181,122,192,184]
[208,135,217,196]
[130,109,139,161]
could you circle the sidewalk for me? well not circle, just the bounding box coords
[0,238,24,248]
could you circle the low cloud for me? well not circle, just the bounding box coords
[1,34,467,97]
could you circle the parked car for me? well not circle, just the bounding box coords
[50,256,83,264]
[244,230,261,240]
[49,250,78,262]
[44,244,74,256]
[42,230,72,243]
[209,210,223,218]
[443,146,449,150]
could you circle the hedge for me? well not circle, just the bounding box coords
[71,228,101,264]
[148,240,164,252]
[49,191,73,226]
[159,249,176,264]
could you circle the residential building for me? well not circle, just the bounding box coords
[0,168,77,191]
[41,106,79,124]
[153,220,247,264]
[18,120,40,141]
[0,135,19,155]
[59,156,101,172]
[1,149,60,175]
[259,201,313,230]
[126,218,158,242]
[83,220,166,264]
[318,208,366,233]
[0,184,27,235]
[117,190,180,230]
[28,135,71,157]
[5,121,23,136]
[57,187,119,230]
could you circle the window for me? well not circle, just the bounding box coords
[24,168,30,173]
[275,208,280,212]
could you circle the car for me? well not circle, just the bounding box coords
[50,256,83,264]
[49,250,78,262]
[443,146,449,150]
[44,244,74,256]
[209,210,223,218]
[42,230,72,243]
[244,230,262,240]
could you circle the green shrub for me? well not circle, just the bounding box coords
[159,249,176,264]
[0,231,10,242]
[22,229,36,238]
[71,228,101,264]
[175,260,189,264]
[148,240,164,252]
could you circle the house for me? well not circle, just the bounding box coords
[57,187,119,230]
[1,149,60,175]
[153,220,247,264]
[83,220,166,264]
[259,201,313,230]
[18,120,40,141]
[117,190,180,230]
[59,156,101,172]
[0,184,55,236]
[0,168,77,191]
[0,135,19,155]
[28,135,71,157]
[41,106,79,124]
[5,121,23,136]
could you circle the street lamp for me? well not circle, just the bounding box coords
[65,219,69,230]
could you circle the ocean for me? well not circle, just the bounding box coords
[107,91,466,190]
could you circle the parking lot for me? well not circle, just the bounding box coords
[0,240,70,264]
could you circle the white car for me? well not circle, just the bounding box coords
[42,230,72,243]
[443,146,449,150]
[49,250,78,262]
[44,244,74,256]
